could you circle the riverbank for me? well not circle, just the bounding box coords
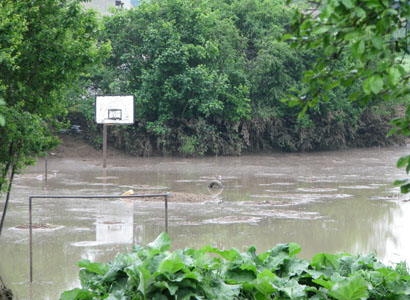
[67,101,407,157]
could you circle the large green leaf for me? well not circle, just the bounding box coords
[371,36,383,49]
[78,259,109,276]
[328,275,369,300]
[105,290,127,300]
[351,40,365,58]
[397,156,410,168]
[369,75,384,94]
[313,278,335,290]
[254,269,277,296]
[202,280,241,300]
[59,288,93,300]
[157,252,185,274]
[204,246,241,261]
[148,232,171,252]
[388,67,401,86]
[284,258,310,277]
[275,278,307,299]
[341,0,353,9]
[289,243,302,257]
[227,269,256,283]
[311,253,341,272]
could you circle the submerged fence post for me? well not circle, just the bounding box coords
[44,155,48,186]
[165,193,168,233]
[29,196,33,300]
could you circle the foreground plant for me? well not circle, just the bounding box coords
[60,232,410,300]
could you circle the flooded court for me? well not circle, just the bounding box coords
[1,142,410,299]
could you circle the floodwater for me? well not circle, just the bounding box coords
[1,145,410,299]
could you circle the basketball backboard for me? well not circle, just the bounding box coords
[95,95,134,124]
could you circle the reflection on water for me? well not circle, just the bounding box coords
[96,201,134,245]
[0,145,410,299]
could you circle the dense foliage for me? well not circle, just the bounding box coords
[61,232,410,300]
[284,0,409,191]
[70,0,403,156]
[0,0,109,192]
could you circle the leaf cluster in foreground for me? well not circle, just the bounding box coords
[61,233,410,300]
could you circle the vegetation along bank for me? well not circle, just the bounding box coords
[67,0,406,156]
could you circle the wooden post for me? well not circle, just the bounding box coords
[103,124,107,168]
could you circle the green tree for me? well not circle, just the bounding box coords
[0,0,109,193]
[285,0,410,191]
[91,0,250,136]
[0,0,26,126]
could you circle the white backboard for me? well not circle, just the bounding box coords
[95,95,134,124]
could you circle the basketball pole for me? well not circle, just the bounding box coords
[96,95,134,168]
[103,124,107,168]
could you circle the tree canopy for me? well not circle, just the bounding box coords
[285,0,410,191]
[0,0,110,192]
[96,0,252,134]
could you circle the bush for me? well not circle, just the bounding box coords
[61,233,410,300]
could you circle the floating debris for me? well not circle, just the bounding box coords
[13,223,64,231]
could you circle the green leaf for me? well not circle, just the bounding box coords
[286,258,310,277]
[371,36,383,49]
[401,184,410,194]
[394,179,408,186]
[313,278,335,290]
[297,105,308,119]
[227,269,256,283]
[328,275,369,300]
[311,253,341,272]
[0,115,4,126]
[351,40,365,58]
[78,259,109,276]
[387,127,397,137]
[341,0,354,9]
[354,7,366,18]
[148,232,171,252]
[276,278,307,299]
[157,252,185,274]
[313,26,330,34]
[397,156,410,168]
[282,34,293,41]
[289,243,301,257]
[369,75,384,94]
[388,67,401,87]
[348,91,362,100]
[254,269,277,295]
[59,288,93,300]
[106,291,127,300]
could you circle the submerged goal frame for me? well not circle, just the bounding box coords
[28,193,169,300]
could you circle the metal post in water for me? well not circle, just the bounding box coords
[44,155,48,186]
[103,124,107,168]
[165,194,168,233]
[29,196,33,300]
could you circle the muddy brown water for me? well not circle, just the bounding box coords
[1,145,410,299]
